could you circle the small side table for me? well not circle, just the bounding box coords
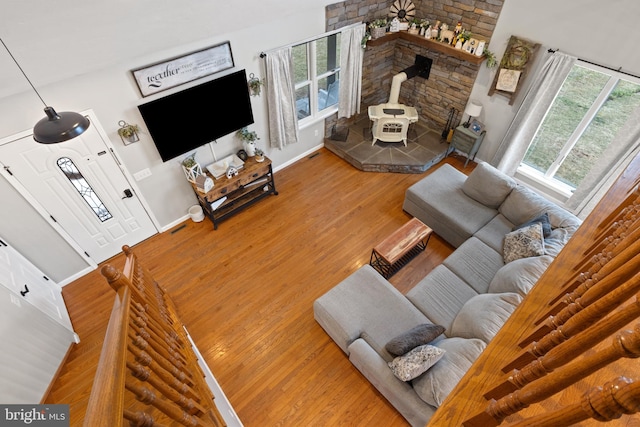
[370,218,433,279]
[450,125,486,167]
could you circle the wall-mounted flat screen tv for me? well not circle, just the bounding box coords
[138,69,254,162]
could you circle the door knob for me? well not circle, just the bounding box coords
[20,284,29,297]
[122,189,133,199]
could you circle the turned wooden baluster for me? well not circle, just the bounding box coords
[591,185,640,236]
[129,320,188,368]
[508,376,640,427]
[128,344,201,401]
[128,334,194,387]
[486,292,640,399]
[552,212,640,305]
[463,323,640,427]
[539,230,640,322]
[131,301,181,347]
[124,380,209,427]
[502,267,640,373]
[130,308,185,358]
[123,409,168,427]
[517,252,640,349]
[126,359,206,415]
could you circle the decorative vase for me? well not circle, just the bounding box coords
[371,27,386,39]
[243,141,256,157]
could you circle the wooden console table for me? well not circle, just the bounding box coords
[190,156,277,229]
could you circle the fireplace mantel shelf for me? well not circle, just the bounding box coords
[367,31,486,65]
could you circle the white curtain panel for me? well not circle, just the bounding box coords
[338,23,366,119]
[265,47,299,149]
[491,51,577,175]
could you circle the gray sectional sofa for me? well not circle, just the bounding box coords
[313,162,582,426]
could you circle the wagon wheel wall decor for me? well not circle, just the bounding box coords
[389,0,416,22]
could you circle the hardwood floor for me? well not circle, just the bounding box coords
[46,148,476,426]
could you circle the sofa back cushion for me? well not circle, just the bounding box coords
[449,292,523,343]
[462,162,517,208]
[499,185,581,230]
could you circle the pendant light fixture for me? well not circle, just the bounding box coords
[1,37,90,144]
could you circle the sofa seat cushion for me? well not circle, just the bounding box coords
[462,162,516,208]
[449,293,523,343]
[442,237,504,294]
[406,265,478,334]
[314,265,431,355]
[403,164,498,248]
[473,214,514,253]
[412,337,486,407]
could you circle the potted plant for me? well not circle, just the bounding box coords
[117,121,140,144]
[407,18,422,34]
[368,18,388,39]
[237,126,259,156]
[483,48,497,68]
[181,152,202,183]
[254,148,265,162]
[247,73,264,97]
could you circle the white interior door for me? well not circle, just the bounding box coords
[0,114,157,263]
[0,237,76,333]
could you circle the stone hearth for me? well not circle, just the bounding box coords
[324,116,451,173]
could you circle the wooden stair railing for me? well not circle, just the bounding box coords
[83,246,226,427]
[463,323,640,427]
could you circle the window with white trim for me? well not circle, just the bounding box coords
[293,33,340,126]
[518,61,640,196]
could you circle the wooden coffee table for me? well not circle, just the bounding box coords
[369,218,433,279]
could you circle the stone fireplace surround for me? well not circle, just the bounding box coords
[322,0,504,170]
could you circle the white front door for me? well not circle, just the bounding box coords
[0,113,157,263]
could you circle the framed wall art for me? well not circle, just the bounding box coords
[132,41,234,97]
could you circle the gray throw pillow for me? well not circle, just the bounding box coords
[513,212,552,238]
[385,324,446,356]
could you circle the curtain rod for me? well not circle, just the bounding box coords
[260,22,363,58]
[548,48,640,80]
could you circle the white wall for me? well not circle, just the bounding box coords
[0,2,332,281]
[469,0,640,164]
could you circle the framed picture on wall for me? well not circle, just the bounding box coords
[469,119,484,135]
[132,42,235,97]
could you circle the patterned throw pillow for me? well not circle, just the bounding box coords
[388,344,446,381]
[503,223,545,263]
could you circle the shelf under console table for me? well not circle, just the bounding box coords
[191,156,278,229]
